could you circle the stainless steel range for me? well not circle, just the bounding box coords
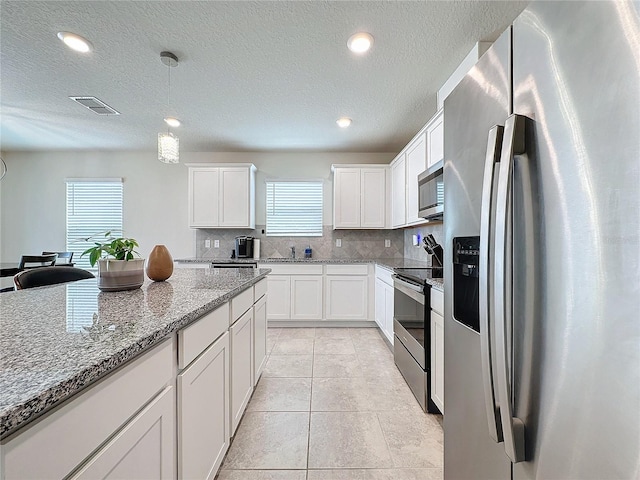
[393,266,442,414]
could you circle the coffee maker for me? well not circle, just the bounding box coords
[234,236,254,258]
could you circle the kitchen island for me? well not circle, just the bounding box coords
[0,267,270,479]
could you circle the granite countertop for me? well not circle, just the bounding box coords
[175,257,445,289]
[0,267,270,439]
[176,256,432,269]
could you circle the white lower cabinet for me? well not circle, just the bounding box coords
[265,275,291,320]
[291,275,323,320]
[260,264,324,322]
[324,267,368,321]
[374,266,394,344]
[325,277,367,320]
[375,278,385,330]
[430,288,445,413]
[178,332,230,480]
[71,386,175,480]
[261,263,372,323]
[230,308,254,434]
[384,281,394,342]
[253,294,268,385]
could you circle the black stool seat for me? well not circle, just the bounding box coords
[14,266,95,290]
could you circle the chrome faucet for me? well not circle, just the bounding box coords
[290,246,296,259]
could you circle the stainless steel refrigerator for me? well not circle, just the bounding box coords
[443,1,640,479]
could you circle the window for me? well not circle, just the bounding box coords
[66,179,123,270]
[266,180,323,236]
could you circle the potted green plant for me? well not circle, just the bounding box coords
[82,233,145,291]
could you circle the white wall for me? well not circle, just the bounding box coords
[0,150,393,262]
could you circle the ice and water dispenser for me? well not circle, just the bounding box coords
[452,236,480,332]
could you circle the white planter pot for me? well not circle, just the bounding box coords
[97,258,145,292]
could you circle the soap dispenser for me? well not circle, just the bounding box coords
[304,245,312,259]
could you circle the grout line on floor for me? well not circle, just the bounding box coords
[376,410,397,469]
[306,336,314,472]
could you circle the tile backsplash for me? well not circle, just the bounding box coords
[403,223,444,265]
[196,226,404,260]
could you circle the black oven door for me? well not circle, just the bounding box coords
[393,275,427,368]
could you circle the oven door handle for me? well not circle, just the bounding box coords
[392,275,425,305]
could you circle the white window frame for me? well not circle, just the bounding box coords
[265,179,323,237]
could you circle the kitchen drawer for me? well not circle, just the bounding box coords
[178,303,229,369]
[325,264,369,275]
[375,264,394,285]
[231,287,254,322]
[254,278,267,300]
[259,263,323,275]
[431,288,444,315]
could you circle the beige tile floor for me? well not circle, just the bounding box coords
[217,327,443,480]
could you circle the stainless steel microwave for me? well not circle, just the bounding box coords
[418,160,444,221]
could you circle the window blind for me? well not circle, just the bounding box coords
[66,180,123,271]
[266,181,323,236]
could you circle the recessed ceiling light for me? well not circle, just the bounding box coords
[164,117,181,128]
[57,32,93,53]
[337,117,352,128]
[347,32,374,54]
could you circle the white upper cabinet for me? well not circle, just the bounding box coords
[332,165,387,229]
[188,167,219,227]
[405,132,427,226]
[360,168,386,228]
[389,106,445,229]
[391,154,406,228]
[187,164,256,229]
[426,109,444,167]
[333,168,361,228]
[219,167,254,227]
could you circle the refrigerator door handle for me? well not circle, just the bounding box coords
[479,124,504,443]
[494,114,526,463]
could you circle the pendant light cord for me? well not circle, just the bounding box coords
[167,61,171,134]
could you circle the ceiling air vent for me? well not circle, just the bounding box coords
[69,96,120,115]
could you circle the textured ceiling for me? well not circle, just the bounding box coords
[0,1,528,153]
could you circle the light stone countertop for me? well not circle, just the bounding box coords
[0,267,270,439]
[175,257,444,289]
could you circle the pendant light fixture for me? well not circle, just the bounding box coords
[158,51,180,163]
